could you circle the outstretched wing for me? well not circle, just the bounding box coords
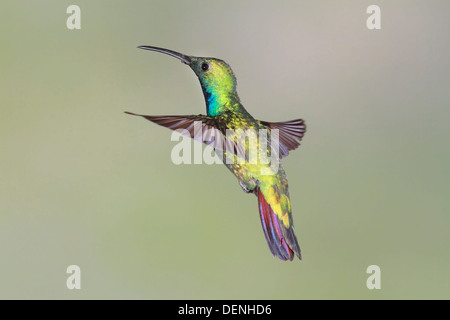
[125,112,226,147]
[259,119,306,158]
[125,112,247,158]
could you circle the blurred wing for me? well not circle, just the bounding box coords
[259,119,306,158]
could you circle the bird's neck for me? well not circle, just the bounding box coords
[202,85,240,116]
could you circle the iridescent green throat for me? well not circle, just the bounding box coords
[202,86,240,116]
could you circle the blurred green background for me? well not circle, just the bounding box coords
[1,0,449,299]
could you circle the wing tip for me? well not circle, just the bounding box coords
[124,111,140,116]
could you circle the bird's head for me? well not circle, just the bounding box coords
[138,46,238,116]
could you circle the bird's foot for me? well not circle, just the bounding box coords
[239,179,257,194]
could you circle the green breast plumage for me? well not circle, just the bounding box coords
[126,45,307,261]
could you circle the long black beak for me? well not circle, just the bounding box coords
[138,46,192,65]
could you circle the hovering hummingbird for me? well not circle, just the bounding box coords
[126,46,306,261]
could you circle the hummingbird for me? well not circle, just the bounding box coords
[126,46,306,261]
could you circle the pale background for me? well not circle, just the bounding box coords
[1,0,449,299]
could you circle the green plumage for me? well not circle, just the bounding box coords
[126,46,306,261]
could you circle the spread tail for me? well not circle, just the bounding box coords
[257,188,302,261]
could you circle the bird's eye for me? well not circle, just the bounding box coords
[201,62,209,71]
